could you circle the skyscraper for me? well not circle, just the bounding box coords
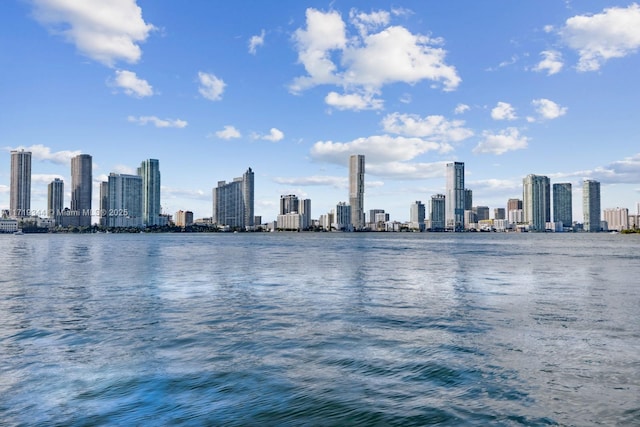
[430,194,446,231]
[280,194,299,215]
[349,154,365,230]
[553,183,572,228]
[446,162,465,231]
[335,202,351,231]
[106,173,143,228]
[212,167,254,229]
[71,154,92,227]
[523,174,550,231]
[48,178,64,220]
[410,201,425,231]
[494,208,506,220]
[10,149,31,218]
[464,189,473,211]
[583,179,601,232]
[299,198,311,230]
[138,159,161,226]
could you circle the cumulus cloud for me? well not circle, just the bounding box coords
[32,174,65,184]
[531,98,567,120]
[31,0,155,67]
[311,135,442,166]
[6,144,81,165]
[198,72,225,101]
[533,50,564,75]
[561,4,640,71]
[367,161,447,180]
[491,102,517,121]
[381,113,473,142]
[473,128,529,155]
[127,115,187,128]
[349,9,390,37]
[290,8,460,106]
[261,128,285,142]
[565,152,640,184]
[112,70,153,97]
[248,30,265,54]
[454,103,470,114]
[214,125,241,140]
[273,176,347,188]
[325,91,383,111]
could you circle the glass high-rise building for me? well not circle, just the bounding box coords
[106,173,143,228]
[583,179,601,232]
[446,162,465,231]
[10,149,31,218]
[212,167,254,230]
[138,159,161,226]
[410,200,425,231]
[553,183,572,227]
[48,178,64,220]
[349,154,365,230]
[71,154,92,227]
[430,194,446,231]
[280,194,299,215]
[523,174,550,231]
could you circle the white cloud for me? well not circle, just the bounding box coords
[198,72,226,101]
[311,135,442,165]
[214,125,241,140]
[248,30,265,55]
[531,98,567,120]
[491,102,517,121]
[6,144,81,165]
[32,174,65,184]
[325,91,383,111]
[112,70,153,97]
[473,128,529,155]
[381,113,473,142]
[127,116,188,128]
[290,8,460,97]
[262,128,285,142]
[112,164,135,175]
[349,9,390,37]
[0,184,8,194]
[454,103,470,114]
[561,4,640,71]
[533,50,564,75]
[31,0,155,67]
[399,93,412,104]
[162,186,209,200]
[367,161,447,180]
[273,176,347,188]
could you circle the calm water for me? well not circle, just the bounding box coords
[1,232,639,426]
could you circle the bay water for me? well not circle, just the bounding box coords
[1,232,639,425]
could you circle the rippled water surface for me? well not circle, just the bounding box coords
[1,232,639,426]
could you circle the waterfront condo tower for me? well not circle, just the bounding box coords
[430,194,446,231]
[212,167,254,230]
[349,154,365,230]
[48,178,64,221]
[446,162,465,231]
[71,154,92,227]
[523,174,550,232]
[553,183,573,228]
[10,149,31,218]
[138,159,161,227]
[106,173,143,228]
[583,179,601,232]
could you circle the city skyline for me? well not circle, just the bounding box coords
[1,1,640,221]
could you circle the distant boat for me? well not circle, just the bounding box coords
[14,230,24,235]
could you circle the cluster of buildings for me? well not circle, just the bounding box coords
[2,150,639,233]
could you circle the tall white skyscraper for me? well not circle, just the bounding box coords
[10,149,31,218]
[523,174,550,231]
[583,179,601,232]
[106,173,143,228]
[446,162,465,231]
[349,154,365,230]
[71,154,92,227]
[138,159,161,226]
[212,167,254,229]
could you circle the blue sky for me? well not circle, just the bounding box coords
[1,0,639,222]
